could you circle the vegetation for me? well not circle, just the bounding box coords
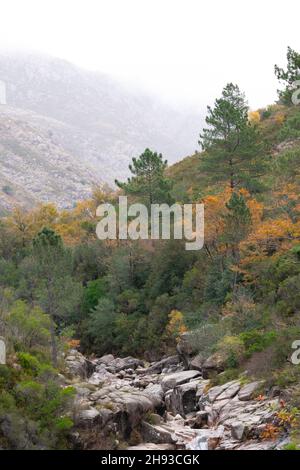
[1,47,300,448]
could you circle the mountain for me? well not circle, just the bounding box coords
[0,52,201,211]
[0,106,100,214]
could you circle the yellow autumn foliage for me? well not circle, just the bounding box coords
[166,309,187,342]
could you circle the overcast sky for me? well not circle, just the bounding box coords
[1,0,299,111]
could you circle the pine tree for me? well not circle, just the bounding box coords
[32,228,82,366]
[199,83,265,190]
[115,148,172,206]
[275,47,300,105]
[223,192,251,247]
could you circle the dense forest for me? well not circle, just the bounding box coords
[0,47,300,449]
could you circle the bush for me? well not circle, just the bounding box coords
[82,278,107,314]
[187,322,226,359]
[239,330,277,357]
[216,335,245,368]
[279,111,300,141]
[17,352,41,375]
[8,301,51,353]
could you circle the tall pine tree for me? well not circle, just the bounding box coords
[115,148,172,207]
[199,83,265,191]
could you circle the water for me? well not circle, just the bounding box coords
[186,434,208,450]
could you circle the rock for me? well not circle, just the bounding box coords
[88,368,115,386]
[98,408,114,427]
[140,421,176,444]
[144,383,164,405]
[70,352,287,451]
[77,408,100,426]
[97,354,115,365]
[237,440,278,450]
[189,354,204,372]
[230,421,246,440]
[238,381,264,401]
[147,413,162,425]
[128,443,175,450]
[216,381,240,400]
[196,380,210,399]
[185,410,208,428]
[65,350,89,379]
[161,370,201,392]
[176,332,199,367]
[137,356,180,375]
[174,413,185,422]
[106,356,144,373]
[202,352,225,378]
[206,383,229,402]
[73,383,94,397]
[187,426,225,450]
[88,380,164,435]
[165,379,201,416]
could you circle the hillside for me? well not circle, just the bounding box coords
[1,47,300,451]
[0,106,101,214]
[169,103,300,202]
[0,51,201,212]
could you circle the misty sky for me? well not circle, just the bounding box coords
[1,0,299,111]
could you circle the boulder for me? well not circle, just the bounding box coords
[137,355,180,375]
[161,370,201,392]
[165,380,201,416]
[144,383,164,405]
[176,332,199,367]
[88,368,115,386]
[140,421,176,444]
[189,353,205,372]
[216,381,240,400]
[202,352,225,378]
[106,356,144,373]
[97,354,115,365]
[77,408,100,427]
[230,421,247,440]
[238,381,264,401]
[185,410,208,428]
[65,350,89,379]
[206,383,230,402]
[88,381,164,433]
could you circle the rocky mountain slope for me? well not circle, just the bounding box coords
[0,52,201,212]
[0,106,100,213]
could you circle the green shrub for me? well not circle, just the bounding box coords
[0,390,16,415]
[54,416,73,432]
[216,335,245,368]
[239,330,277,356]
[283,442,299,450]
[279,111,300,141]
[17,352,41,375]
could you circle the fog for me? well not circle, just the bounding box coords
[1,0,300,110]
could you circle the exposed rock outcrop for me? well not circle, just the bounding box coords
[64,350,290,450]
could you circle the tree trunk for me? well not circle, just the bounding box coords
[49,315,58,368]
[229,158,234,189]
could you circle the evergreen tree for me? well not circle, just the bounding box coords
[115,148,172,206]
[275,46,300,105]
[199,83,264,190]
[31,228,82,366]
[223,192,251,247]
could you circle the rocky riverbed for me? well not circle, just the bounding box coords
[64,350,289,450]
